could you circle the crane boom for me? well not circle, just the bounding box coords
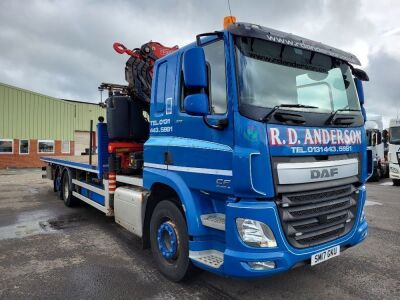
[113,41,178,106]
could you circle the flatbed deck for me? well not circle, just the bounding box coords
[41,155,144,186]
[41,155,99,173]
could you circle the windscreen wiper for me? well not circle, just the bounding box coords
[260,104,319,122]
[326,108,360,125]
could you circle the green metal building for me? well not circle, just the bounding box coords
[0,82,106,168]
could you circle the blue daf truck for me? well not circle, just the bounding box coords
[42,19,372,281]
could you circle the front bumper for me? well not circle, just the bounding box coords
[197,186,368,278]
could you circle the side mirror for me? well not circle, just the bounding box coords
[377,131,382,145]
[184,94,209,116]
[366,149,374,180]
[352,68,369,81]
[382,129,388,143]
[361,106,367,122]
[183,47,207,88]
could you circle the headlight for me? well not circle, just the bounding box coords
[236,218,277,248]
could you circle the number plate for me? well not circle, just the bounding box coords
[311,245,340,266]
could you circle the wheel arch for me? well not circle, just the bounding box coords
[142,168,204,248]
[59,166,77,195]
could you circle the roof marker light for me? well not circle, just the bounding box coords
[224,16,236,29]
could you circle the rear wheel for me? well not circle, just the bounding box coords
[384,164,390,178]
[61,169,76,207]
[149,199,194,282]
[53,167,62,193]
[393,179,400,186]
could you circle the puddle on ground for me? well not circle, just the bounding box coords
[40,214,87,230]
[0,213,88,241]
[365,200,383,206]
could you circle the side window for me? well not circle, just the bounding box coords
[19,140,29,154]
[203,40,227,114]
[181,40,227,115]
[155,61,168,113]
[0,139,13,154]
[38,140,55,154]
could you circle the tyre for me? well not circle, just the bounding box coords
[378,165,385,180]
[369,167,381,182]
[60,169,76,207]
[53,167,62,193]
[149,199,194,282]
[384,165,390,178]
[393,179,400,186]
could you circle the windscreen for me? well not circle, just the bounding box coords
[235,37,361,114]
[389,127,400,144]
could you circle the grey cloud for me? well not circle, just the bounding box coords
[364,51,400,122]
[0,0,398,113]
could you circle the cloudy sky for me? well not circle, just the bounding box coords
[0,0,399,125]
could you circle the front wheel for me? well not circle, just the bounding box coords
[393,179,400,186]
[369,166,381,182]
[149,199,194,282]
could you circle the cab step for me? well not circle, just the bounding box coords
[189,250,224,269]
[200,213,225,231]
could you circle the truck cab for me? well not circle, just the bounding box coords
[388,118,400,185]
[143,22,369,279]
[365,114,387,180]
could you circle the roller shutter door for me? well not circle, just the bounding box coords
[74,131,90,155]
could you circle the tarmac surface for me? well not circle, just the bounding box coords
[0,168,399,299]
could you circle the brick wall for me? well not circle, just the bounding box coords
[0,139,75,168]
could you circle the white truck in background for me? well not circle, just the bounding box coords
[365,114,388,181]
[388,118,400,186]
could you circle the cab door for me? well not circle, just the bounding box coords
[170,38,234,193]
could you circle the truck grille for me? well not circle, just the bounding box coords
[276,184,359,248]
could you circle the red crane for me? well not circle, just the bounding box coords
[113,41,178,106]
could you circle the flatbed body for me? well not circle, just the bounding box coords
[42,152,143,218]
[42,155,99,173]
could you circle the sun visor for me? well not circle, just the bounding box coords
[228,22,361,66]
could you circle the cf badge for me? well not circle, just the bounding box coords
[216,179,231,189]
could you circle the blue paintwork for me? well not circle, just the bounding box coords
[354,79,364,104]
[157,222,178,259]
[355,79,367,121]
[79,187,105,205]
[144,167,215,236]
[97,122,109,179]
[146,136,232,152]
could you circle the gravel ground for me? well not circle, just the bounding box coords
[0,168,399,299]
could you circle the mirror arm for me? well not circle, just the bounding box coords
[203,116,228,130]
[196,31,224,46]
[347,63,369,81]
